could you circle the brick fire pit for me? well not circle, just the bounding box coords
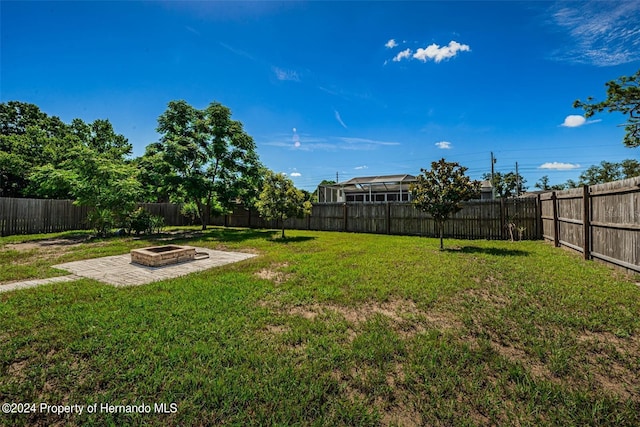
[131,245,196,267]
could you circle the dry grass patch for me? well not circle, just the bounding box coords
[254,262,291,284]
[264,297,463,338]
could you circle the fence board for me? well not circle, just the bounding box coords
[540,177,640,273]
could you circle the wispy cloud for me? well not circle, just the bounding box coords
[339,137,400,146]
[560,115,601,127]
[393,48,412,62]
[334,110,348,129]
[549,1,640,66]
[219,42,255,60]
[539,162,581,170]
[185,26,200,36]
[385,39,398,49]
[263,135,400,152]
[290,172,301,177]
[273,67,300,82]
[413,41,471,63]
[435,141,452,149]
[355,165,368,170]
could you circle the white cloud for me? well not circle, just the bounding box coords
[561,115,586,127]
[334,110,348,129]
[539,162,581,170]
[273,67,300,82]
[354,165,368,170]
[435,141,452,149]
[560,115,601,127]
[413,41,470,63]
[385,39,398,49]
[290,172,302,177]
[393,48,412,62]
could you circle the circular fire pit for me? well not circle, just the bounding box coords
[131,245,196,267]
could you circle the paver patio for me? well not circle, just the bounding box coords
[0,248,256,292]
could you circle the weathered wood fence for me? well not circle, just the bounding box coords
[540,177,640,273]
[0,197,91,236]
[1,197,539,240]
[215,199,540,240]
[3,179,639,274]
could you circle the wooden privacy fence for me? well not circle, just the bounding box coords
[540,177,640,273]
[213,198,540,240]
[1,197,540,240]
[0,197,90,236]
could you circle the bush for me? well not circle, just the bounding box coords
[87,208,115,237]
[126,207,153,235]
[180,202,200,225]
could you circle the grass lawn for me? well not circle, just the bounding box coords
[1,227,639,426]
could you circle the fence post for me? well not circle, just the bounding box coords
[536,194,543,239]
[551,191,559,247]
[386,202,391,235]
[343,203,348,232]
[582,185,591,260]
[500,198,506,240]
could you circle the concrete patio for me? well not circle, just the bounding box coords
[0,247,256,292]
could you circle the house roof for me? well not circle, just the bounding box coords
[338,174,417,186]
[320,175,493,194]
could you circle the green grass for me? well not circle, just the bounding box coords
[1,227,639,426]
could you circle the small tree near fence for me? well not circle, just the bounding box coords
[410,158,480,250]
[256,171,311,239]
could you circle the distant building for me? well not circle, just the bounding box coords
[317,175,494,203]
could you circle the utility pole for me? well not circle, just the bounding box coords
[336,171,339,183]
[491,152,496,199]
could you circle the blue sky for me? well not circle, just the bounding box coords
[1,1,639,191]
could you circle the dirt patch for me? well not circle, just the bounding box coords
[8,359,29,378]
[4,236,89,251]
[263,298,461,339]
[254,262,291,284]
[463,287,511,308]
[576,330,640,401]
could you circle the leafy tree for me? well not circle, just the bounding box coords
[482,171,527,198]
[0,101,70,197]
[410,158,480,250]
[574,69,640,148]
[255,170,312,239]
[578,159,640,185]
[620,159,640,178]
[29,145,142,235]
[534,175,567,191]
[155,100,263,229]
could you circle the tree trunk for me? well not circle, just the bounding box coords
[281,213,285,238]
[439,221,444,250]
[195,200,207,230]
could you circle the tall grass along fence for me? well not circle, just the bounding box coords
[540,177,640,273]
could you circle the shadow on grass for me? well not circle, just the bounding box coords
[446,246,530,257]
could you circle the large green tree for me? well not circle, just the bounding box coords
[483,171,527,198]
[577,159,640,185]
[574,69,640,148]
[155,100,262,229]
[255,170,311,239]
[0,101,71,197]
[411,159,480,250]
